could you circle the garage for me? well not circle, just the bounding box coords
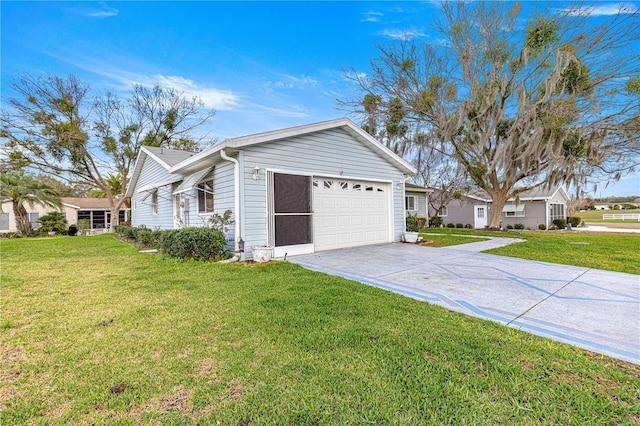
[313,177,391,251]
[269,172,392,256]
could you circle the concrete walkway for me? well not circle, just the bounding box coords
[289,238,640,364]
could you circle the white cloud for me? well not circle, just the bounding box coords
[560,2,638,16]
[86,3,119,18]
[362,11,383,22]
[266,73,318,90]
[377,29,427,40]
[131,74,239,110]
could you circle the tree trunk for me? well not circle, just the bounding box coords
[13,204,32,235]
[488,192,508,229]
[109,197,126,231]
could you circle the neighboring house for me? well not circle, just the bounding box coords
[0,197,129,233]
[427,186,570,229]
[594,203,611,210]
[126,118,416,259]
[405,183,432,218]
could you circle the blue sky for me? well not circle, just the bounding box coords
[1,1,639,196]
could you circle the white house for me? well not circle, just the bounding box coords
[126,118,416,259]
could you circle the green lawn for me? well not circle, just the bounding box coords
[418,232,490,247]
[575,209,640,224]
[1,235,639,424]
[421,228,640,274]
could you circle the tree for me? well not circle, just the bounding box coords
[0,173,61,235]
[345,1,640,228]
[1,74,215,229]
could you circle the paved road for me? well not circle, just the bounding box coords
[290,239,640,364]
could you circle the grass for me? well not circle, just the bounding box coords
[575,209,640,225]
[421,227,640,274]
[1,235,639,424]
[418,232,490,247]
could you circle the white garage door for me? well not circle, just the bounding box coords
[313,177,390,251]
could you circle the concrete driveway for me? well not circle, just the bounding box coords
[289,238,640,364]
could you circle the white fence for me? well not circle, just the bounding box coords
[602,213,640,221]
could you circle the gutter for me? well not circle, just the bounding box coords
[220,149,242,258]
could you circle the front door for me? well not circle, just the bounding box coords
[474,205,488,229]
[269,172,313,257]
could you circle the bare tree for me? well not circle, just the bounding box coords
[1,74,215,229]
[344,1,640,228]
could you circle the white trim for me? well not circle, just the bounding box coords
[405,195,417,212]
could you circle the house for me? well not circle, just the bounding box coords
[0,197,129,233]
[427,186,570,229]
[126,118,416,259]
[404,183,431,218]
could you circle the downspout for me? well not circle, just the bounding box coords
[219,149,242,263]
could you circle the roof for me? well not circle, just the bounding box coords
[405,183,433,193]
[60,197,129,210]
[142,146,196,168]
[125,146,197,197]
[429,185,569,203]
[170,118,417,175]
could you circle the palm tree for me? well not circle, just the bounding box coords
[0,173,62,235]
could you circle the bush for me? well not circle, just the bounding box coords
[465,224,472,229]
[514,223,525,230]
[77,219,91,233]
[506,224,514,229]
[406,214,420,232]
[431,216,443,227]
[446,223,455,228]
[455,223,464,228]
[135,227,163,249]
[567,216,581,227]
[37,212,68,235]
[552,218,566,229]
[159,227,228,261]
[538,224,547,230]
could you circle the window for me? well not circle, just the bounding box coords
[0,213,9,230]
[438,206,448,217]
[152,191,158,215]
[29,212,39,229]
[550,203,565,223]
[503,204,525,217]
[197,179,214,214]
[339,181,348,190]
[405,196,417,211]
[352,184,361,191]
[323,180,333,189]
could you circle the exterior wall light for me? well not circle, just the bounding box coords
[252,165,260,181]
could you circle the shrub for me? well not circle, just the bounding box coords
[446,223,455,228]
[417,217,427,229]
[514,223,525,230]
[77,219,91,233]
[455,223,464,228]
[431,216,443,227]
[538,224,547,230]
[406,214,419,232]
[465,224,472,229]
[506,224,514,229]
[135,227,162,249]
[567,216,581,227]
[159,227,228,261]
[552,218,567,229]
[37,212,68,235]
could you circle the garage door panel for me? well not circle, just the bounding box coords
[313,177,390,251]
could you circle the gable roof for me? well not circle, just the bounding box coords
[125,146,197,197]
[170,118,416,175]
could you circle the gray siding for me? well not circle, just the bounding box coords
[131,157,177,230]
[239,128,407,253]
[501,201,547,230]
[405,190,428,216]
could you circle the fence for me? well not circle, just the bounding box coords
[602,214,640,221]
